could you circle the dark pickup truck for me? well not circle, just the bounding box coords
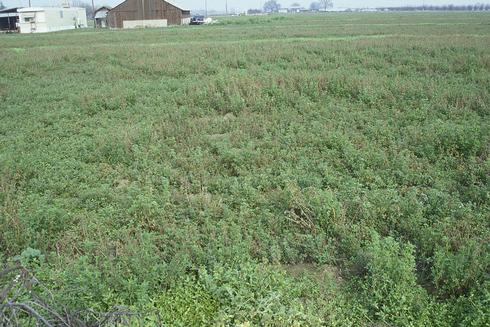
[190,15,205,25]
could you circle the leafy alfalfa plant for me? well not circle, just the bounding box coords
[350,234,440,326]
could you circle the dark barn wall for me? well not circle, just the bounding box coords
[0,16,18,30]
[107,0,190,28]
[0,8,20,31]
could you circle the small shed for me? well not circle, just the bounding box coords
[0,8,22,32]
[17,7,87,33]
[94,6,111,28]
[107,0,191,28]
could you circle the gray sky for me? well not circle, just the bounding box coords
[3,0,484,12]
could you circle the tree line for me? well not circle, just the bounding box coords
[379,4,490,11]
[255,1,490,13]
[262,0,333,13]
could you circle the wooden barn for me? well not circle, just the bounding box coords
[107,0,191,28]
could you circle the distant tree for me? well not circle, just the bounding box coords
[319,0,333,10]
[0,1,5,10]
[310,2,321,10]
[247,8,262,15]
[72,0,94,18]
[263,0,281,13]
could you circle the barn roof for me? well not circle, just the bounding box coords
[163,0,187,9]
[110,0,189,13]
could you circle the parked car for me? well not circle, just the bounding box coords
[190,15,205,25]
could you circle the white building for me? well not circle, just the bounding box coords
[17,7,87,33]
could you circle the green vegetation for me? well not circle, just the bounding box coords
[1,12,489,325]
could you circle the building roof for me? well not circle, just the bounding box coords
[0,7,22,13]
[18,7,45,12]
[154,0,187,9]
[110,0,188,13]
[95,6,112,13]
[94,6,111,18]
[18,7,85,13]
[0,7,22,17]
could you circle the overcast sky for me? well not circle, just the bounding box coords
[3,0,484,12]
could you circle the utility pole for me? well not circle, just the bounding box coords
[91,0,95,18]
[226,0,228,15]
[205,0,207,17]
[142,0,145,20]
